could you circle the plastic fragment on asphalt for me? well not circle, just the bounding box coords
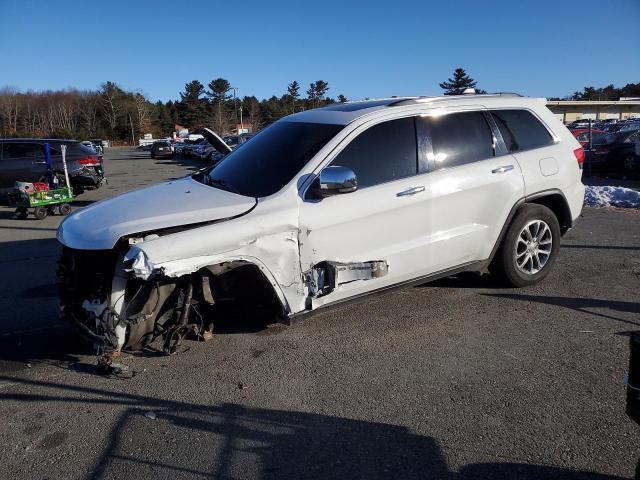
[144,411,157,420]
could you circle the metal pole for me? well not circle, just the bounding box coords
[239,106,243,134]
[43,142,54,188]
[231,87,238,127]
[61,144,72,197]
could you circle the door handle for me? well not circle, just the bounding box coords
[32,161,46,164]
[396,185,425,197]
[492,165,514,174]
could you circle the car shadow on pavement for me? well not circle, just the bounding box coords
[419,272,507,290]
[0,375,628,480]
[483,293,640,327]
[563,244,640,252]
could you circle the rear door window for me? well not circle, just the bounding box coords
[329,117,417,188]
[423,111,494,169]
[491,110,554,152]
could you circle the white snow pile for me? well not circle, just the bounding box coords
[584,185,640,208]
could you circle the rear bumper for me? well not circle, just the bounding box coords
[567,182,586,223]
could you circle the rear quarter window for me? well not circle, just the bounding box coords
[491,109,554,152]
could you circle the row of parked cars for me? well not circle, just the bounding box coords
[148,133,256,164]
[567,119,640,176]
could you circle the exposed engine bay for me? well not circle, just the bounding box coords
[57,243,283,362]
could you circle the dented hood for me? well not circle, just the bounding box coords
[57,176,256,250]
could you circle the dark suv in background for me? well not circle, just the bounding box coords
[0,139,104,199]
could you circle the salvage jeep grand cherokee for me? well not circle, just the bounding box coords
[57,94,585,362]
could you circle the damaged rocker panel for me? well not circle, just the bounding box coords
[304,260,389,298]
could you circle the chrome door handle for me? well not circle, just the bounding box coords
[396,185,425,197]
[32,161,46,164]
[492,165,514,174]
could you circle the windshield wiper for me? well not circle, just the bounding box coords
[206,177,241,195]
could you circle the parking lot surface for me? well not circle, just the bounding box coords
[0,148,639,479]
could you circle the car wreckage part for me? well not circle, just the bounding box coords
[57,246,283,356]
[57,242,392,357]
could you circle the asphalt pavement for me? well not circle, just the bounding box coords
[0,147,639,479]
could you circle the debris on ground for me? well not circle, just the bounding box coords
[144,411,157,420]
[584,185,640,208]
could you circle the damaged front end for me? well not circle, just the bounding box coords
[57,242,282,359]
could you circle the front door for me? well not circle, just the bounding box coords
[298,116,433,308]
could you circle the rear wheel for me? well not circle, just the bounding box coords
[492,204,560,287]
[59,203,71,216]
[33,206,48,220]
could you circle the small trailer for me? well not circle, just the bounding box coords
[13,143,74,220]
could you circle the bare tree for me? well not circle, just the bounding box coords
[133,92,152,134]
[99,81,122,134]
[0,87,20,135]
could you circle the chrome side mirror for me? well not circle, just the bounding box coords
[309,166,358,198]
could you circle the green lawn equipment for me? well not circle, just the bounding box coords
[13,143,74,220]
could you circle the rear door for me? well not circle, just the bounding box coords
[489,109,560,197]
[418,110,525,271]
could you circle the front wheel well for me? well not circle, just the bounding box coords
[525,193,572,235]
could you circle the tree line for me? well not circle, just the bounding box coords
[2,69,637,141]
[0,79,344,142]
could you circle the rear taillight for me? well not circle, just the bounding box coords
[573,147,585,169]
[77,155,98,166]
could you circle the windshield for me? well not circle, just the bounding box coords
[199,121,343,197]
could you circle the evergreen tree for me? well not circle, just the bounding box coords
[337,94,348,103]
[287,81,300,113]
[439,68,479,95]
[307,80,330,108]
[207,78,231,133]
[178,80,207,128]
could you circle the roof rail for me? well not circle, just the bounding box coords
[388,92,523,107]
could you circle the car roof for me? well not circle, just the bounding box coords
[284,93,543,125]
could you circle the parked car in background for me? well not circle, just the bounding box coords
[57,94,584,355]
[150,140,174,159]
[181,139,206,157]
[0,138,104,199]
[190,142,216,160]
[568,119,593,129]
[173,142,186,155]
[571,128,610,146]
[587,130,640,175]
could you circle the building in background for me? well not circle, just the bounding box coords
[546,99,640,123]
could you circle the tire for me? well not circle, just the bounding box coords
[151,153,155,159]
[492,204,561,287]
[59,203,71,216]
[33,206,48,220]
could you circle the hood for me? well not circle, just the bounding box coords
[57,176,256,250]
[201,128,233,155]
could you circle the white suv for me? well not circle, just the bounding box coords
[57,94,585,355]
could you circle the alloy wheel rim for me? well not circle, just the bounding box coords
[515,220,552,275]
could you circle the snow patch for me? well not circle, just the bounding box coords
[584,185,640,208]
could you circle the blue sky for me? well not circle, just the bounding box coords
[1,0,639,102]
